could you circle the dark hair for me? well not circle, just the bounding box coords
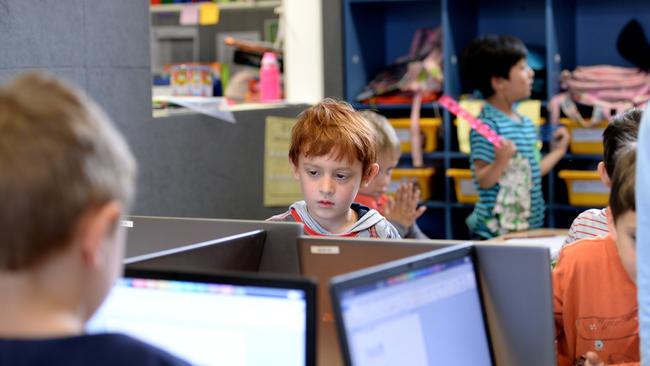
[609,145,636,222]
[461,34,528,98]
[603,108,642,178]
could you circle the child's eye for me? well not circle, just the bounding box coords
[307,169,319,176]
[336,173,349,180]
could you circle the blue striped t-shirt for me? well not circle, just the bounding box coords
[466,103,544,239]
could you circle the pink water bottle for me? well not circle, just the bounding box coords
[259,52,281,102]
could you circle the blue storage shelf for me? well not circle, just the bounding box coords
[343,0,443,103]
[352,102,440,111]
[342,0,646,239]
[563,153,602,161]
[550,0,650,95]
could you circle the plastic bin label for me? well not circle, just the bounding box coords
[572,181,609,194]
[395,128,411,142]
[572,128,605,142]
[459,179,478,196]
[310,246,340,255]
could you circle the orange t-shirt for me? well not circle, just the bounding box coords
[354,193,389,215]
[553,234,639,365]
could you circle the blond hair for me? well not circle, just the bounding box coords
[289,98,377,178]
[0,72,136,270]
[359,110,400,156]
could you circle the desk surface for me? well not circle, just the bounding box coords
[489,228,569,242]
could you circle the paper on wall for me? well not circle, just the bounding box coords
[264,116,302,207]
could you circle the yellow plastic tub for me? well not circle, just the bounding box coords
[446,168,478,204]
[389,118,441,153]
[389,167,435,201]
[558,170,609,206]
[454,99,542,154]
[560,118,608,155]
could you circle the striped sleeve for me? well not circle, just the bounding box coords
[469,119,497,164]
[563,208,609,245]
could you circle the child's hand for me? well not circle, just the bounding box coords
[494,138,517,165]
[385,182,426,230]
[581,351,604,366]
[551,126,571,153]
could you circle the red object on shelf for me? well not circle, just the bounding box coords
[361,92,438,105]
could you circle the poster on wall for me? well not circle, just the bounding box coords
[264,116,302,206]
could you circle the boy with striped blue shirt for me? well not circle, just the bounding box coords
[461,35,570,239]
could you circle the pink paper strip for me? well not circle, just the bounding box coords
[438,95,502,148]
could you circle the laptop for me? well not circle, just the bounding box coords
[123,216,303,273]
[125,229,266,272]
[87,268,317,366]
[298,237,556,366]
[298,237,456,366]
[330,244,494,366]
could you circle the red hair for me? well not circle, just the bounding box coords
[289,98,377,177]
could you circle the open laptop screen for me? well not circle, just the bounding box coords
[87,269,316,366]
[331,245,493,366]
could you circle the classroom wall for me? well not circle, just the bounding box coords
[0,0,303,220]
[284,0,324,103]
[322,0,345,98]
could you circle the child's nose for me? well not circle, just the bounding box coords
[320,177,334,195]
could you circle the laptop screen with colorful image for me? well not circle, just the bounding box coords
[87,269,316,366]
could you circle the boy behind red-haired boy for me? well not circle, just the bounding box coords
[355,110,427,239]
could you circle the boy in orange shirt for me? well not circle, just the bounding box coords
[354,110,427,238]
[268,99,400,238]
[553,146,639,365]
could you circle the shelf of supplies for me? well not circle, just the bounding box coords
[448,152,469,159]
[450,202,474,209]
[423,201,474,209]
[352,102,441,111]
[400,152,446,160]
[400,152,468,160]
[424,201,447,209]
[548,204,592,211]
[349,0,428,3]
[562,153,602,160]
[150,1,281,13]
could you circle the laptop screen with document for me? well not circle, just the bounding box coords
[330,244,493,366]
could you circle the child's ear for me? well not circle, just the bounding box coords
[597,161,611,188]
[362,163,380,187]
[290,158,300,180]
[491,76,505,93]
[78,201,122,269]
